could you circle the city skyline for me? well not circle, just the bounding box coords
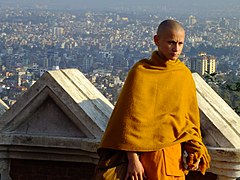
[0,7,238,113]
[0,0,239,10]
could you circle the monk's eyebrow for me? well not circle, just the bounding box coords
[168,40,177,44]
[168,40,184,44]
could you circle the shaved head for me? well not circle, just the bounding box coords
[154,19,185,61]
[157,19,185,36]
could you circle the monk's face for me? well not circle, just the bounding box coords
[154,28,185,61]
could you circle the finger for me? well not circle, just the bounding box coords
[194,159,201,170]
[196,159,201,164]
[134,174,138,180]
[131,175,136,180]
[191,166,198,171]
[191,163,200,171]
[138,173,143,180]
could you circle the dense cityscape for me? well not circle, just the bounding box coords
[0,7,239,114]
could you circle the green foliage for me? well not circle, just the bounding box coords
[204,72,240,116]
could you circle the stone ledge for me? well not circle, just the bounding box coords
[0,133,100,152]
[0,134,100,164]
[208,147,240,179]
[209,166,240,178]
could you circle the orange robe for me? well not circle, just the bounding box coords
[140,144,185,180]
[96,51,210,179]
[96,144,185,180]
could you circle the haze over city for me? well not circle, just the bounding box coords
[0,0,240,12]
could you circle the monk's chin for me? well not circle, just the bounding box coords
[169,57,179,61]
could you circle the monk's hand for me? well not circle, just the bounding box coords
[125,152,146,180]
[187,153,201,171]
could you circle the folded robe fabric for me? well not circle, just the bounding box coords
[99,51,210,174]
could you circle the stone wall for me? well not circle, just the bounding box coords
[9,158,218,180]
[186,171,217,180]
[10,159,96,180]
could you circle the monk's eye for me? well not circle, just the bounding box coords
[168,41,176,45]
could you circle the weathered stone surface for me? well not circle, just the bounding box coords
[0,69,113,169]
[193,73,240,148]
[207,148,240,179]
[0,69,113,140]
[192,73,240,180]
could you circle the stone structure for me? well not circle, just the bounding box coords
[0,69,113,179]
[192,73,240,180]
[0,69,238,179]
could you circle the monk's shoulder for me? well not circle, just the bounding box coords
[134,58,149,67]
[178,61,193,76]
[130,59,150,71]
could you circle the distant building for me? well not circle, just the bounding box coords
[32,63,39,72]
[195,54,208,75]
[187,52,216,75]
[188,15,197,26]
[53,27,65,37]
[18,71,26,86]
[7,47,13,55]
[82,55,93,72]
[229,18,240,29]
[39,68,48,76]
[208,56,216,74]
[52,66,59,70]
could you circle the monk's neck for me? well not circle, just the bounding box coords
[151,51,178,67]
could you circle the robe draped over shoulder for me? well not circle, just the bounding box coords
[99,51,210,174]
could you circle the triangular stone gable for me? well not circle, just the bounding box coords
[14,97,86,138]
[192,73,240,148]
[0,69,113,141]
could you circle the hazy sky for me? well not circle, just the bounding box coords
[0,0,240,12]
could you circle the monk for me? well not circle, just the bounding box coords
[95,19,210,180]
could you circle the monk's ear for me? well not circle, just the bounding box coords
[154,35,159,46]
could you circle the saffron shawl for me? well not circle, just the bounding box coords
[99,51,210,174]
